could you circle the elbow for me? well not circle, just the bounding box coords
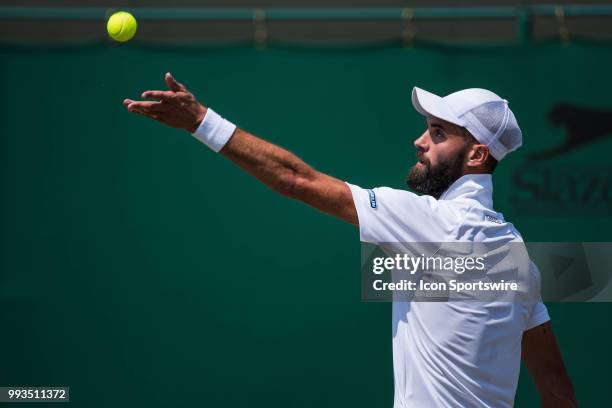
[556,376,577,407]
[539,371,577,407]
[276,170,315,200]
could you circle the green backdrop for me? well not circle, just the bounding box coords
[1,39,611,406]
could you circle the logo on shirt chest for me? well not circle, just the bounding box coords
[485,215,502,224]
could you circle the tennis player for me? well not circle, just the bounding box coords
[124,73,576,407]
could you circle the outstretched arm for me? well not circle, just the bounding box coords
[220,128,357,224]
[522,321,577,407]
[123,73,357,225]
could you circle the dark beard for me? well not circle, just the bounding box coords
[406,152,466,199]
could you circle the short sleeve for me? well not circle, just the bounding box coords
[525,300,550,331]
[524,261,550,330]
[346,182,460,244]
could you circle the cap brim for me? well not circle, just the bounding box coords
[411,87,465,127]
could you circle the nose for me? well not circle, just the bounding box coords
[414,131,428,152]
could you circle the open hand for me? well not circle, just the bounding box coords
[123,72,207,133]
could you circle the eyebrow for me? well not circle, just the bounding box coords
[427,121,446,131]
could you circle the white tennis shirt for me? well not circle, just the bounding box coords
[347,174,550,408]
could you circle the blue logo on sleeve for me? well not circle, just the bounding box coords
[367,189,377,209]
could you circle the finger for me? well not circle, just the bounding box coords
[127,105,160,121]
[165,72,187,92]
[141,90,175,101]
[127,105,152,117]
[127,106,148,116]
[123,98,134,106]
[127,101,168,113]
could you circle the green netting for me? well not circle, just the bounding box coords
[1,41,610,406]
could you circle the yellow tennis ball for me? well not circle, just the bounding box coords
[107,11,137,42]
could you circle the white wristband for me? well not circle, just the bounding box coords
[191,108,237,152]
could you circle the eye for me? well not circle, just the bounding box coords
[431,128,445,141]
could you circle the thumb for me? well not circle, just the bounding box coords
[165,72,187,92]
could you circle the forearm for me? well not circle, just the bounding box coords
[220,127,317,198]
[219,126,357,224]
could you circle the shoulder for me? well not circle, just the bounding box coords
[346,183,467,243]
[350,184,464,217]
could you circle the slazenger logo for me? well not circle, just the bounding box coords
[368,189,377,209]
[530,103,612,159]
[511,103,612,215]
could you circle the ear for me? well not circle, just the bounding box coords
[466,144,489,168]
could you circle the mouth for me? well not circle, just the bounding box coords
[416,154,427,166]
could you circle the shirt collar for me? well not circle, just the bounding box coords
[439,174,494,209]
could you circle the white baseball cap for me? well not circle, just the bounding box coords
[411,87,522,161]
